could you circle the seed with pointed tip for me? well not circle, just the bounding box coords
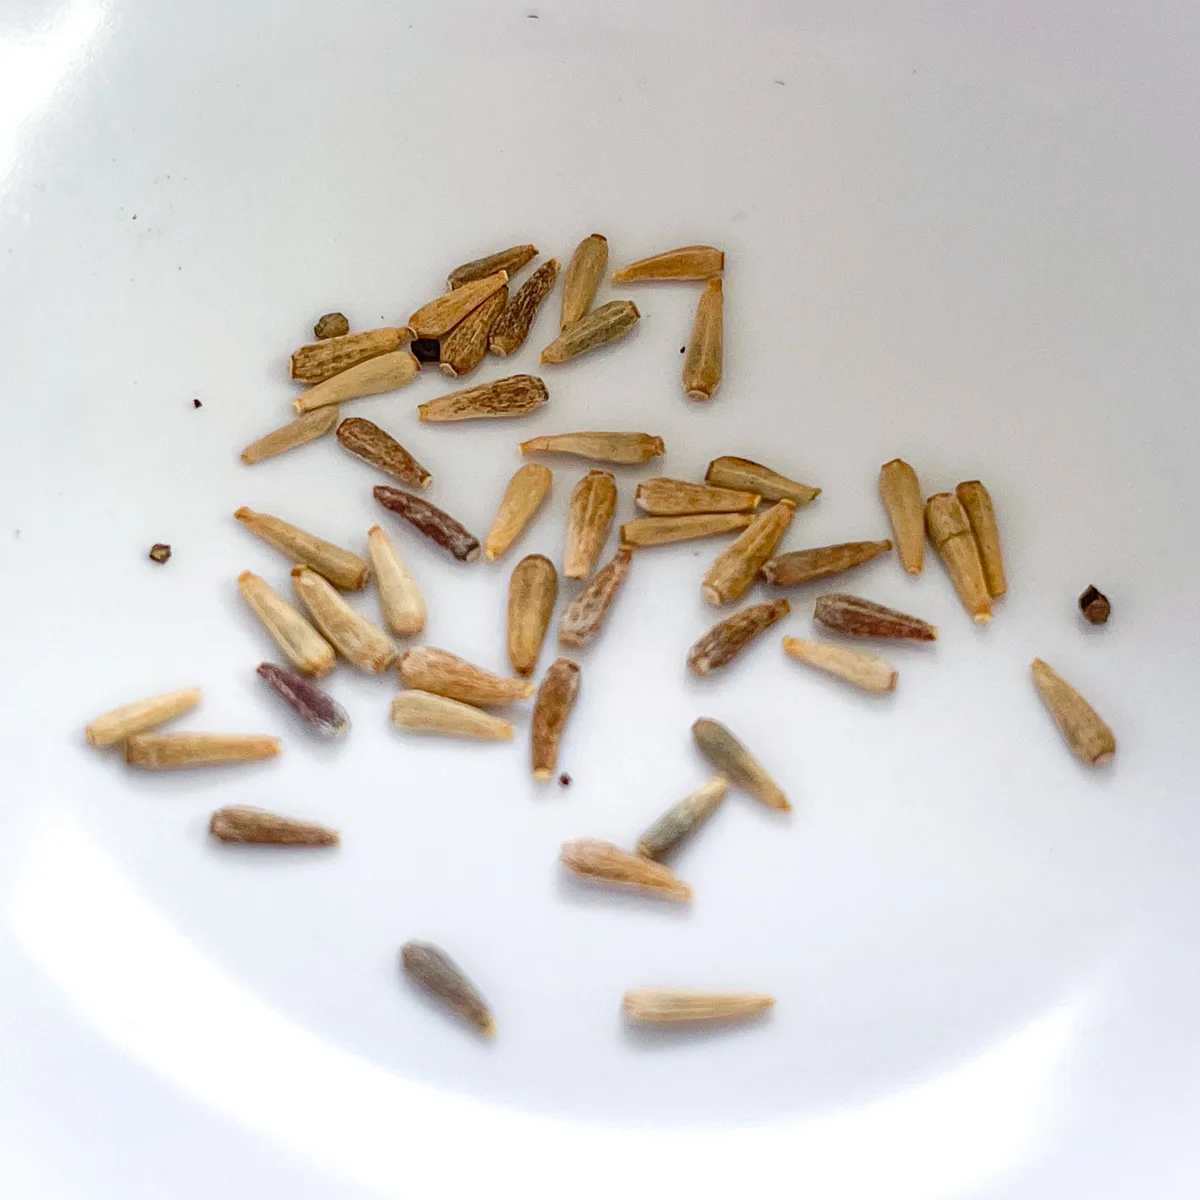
[701,499,795,606]
[705,456,820,505]
[210,806,339,846]
[238,571,336,676]
[1030,658,1115,766]
[636,478,761,516]
[560,234,608,329]
[682,277,723,401]
[485,464,553,561]
[955,480,1006,598]
[564,470,617,579]
[489,258,560,355]
[291,566,396,674]
[408,269,509,338]
[292,350,421,414]
[85,687,202,747]
[397,646,533,707]
[367,525,426,636]
[687,599,790,676]
[691,718,789,811]
[623,989,773,1024]
[390,691,513,741]
[782,636,897,694]
[558,548,631,647]
[374,487,481,562]
[437,286,508,377]
[290,326,410,383]
[560,839,692,900]
[636,777,728,860]
[234,507,370,591]
[540,300,640,364]
[521,431,664,465]
[508,554,558,676]
[256,663,349,737]
[878,459,924,574]
[925,493,991,623]
[621,513,753,547]
[418,374,548,422]
[240,407,339,465]
[336,417,432,488]
[447,243,537,289]
[761,540,892,587]
[813,593,937,641]
[401,940,496,1036]
[611,245,724,282]
[531,658,580,780]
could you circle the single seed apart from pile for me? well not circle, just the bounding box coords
[1030,658,1116,766]
[367,525,426,636]
[636,776,728,860]
[620,512,753,548]
[705,456,820,505]
[148,543,171,564]
[397,646,534,707]
[292,349,421,414]
[687,599,790,676]
[878,459,924,574]
[540,300,640,364]
[290,326,409,383]
[336,417,432,488]
[611,245,725,282]
[622,989,773,1025]
[238,571,336,676]
[234,507,370,590]
[409,269,509,339]
[925,493,991,624]
[390,691,513,741]
[682,277,723,401]
[1079,585,1111,625]
[508,554,558,675]
[484,464,553,560]
[813,593,937,641]
[210,805,339,846]
[489,258,561,355]
[373,487,481,562]
[558,547,632,647]
[761,540,893,587]
[410,337,441,364]
[635,477,760,516]
[701,499,796,606]
[564,470,617,579]
[560,233,608,329]
[447,243,537,290]
[437,286,508,377]
[781,636,897,694]
[418,374,549,422]
[312,312,349,340]
[520,431,665,464]
[240,406,339,465]
[531,658,580,780]
[691,718,790,811]
[291,566,397,674]
[125,733,280,770]
[560,839,692,900]
[85,687,202,747]
[955,480,1007,598]
[256,662,349,738]
[401,940,496,1036]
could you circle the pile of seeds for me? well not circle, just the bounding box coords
[87,237,1117,1038]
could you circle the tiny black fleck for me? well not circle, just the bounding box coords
[774,79,785,86]
[132,214,137,220]
[192,398,202,409]
[558,773,571,787]
[680,345,686,353]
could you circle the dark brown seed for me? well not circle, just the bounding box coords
[437,286,508,377]
[192,398,202,409]
[314,312,350,339]
[687,599,791,676]
[418,374,549,422]
[489,258,561,355]
[813,593,937,641]
[761,540,893,587]
[256,662,349,738]
[558,548,632,647]
[374,486,481,562]
[148,543,171,564]
[531,658,580,781]
[411,337,441,363]
[447,243,537,290]
[336,417,432,488]
[209,805,339,846]
[1079,585,1111,625]
[400,940,495,1036]
[559,773,572,787]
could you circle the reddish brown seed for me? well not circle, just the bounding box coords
[1079,585,1111,625]
[336,417,432,488]
[400,940,496,1036]
[210,806,339,846]
[374,487,481,562]
[531,658,580,781]
[437,286,508,377]
[813,593,937,641]
[558,548,632,648]
[256,663,349,738]
[761,540,893,587]
[148,543,171,564]
[418,374,549,422]
[489,258,561,356]
[687,599,791,676]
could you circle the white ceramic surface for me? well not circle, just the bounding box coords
[2,2,1199,1197]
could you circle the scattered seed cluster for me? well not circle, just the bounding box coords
[91,238,1116,1039]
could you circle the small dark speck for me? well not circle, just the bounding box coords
[132,214,137,220]
[558,773,571,787]
[774,79,785,86]
[680,345,686,353]
[193,398,202,409]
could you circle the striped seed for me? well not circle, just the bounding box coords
[291,566,396,673]
[956,480,1007,597]
[623,989,773,1025]
[531,658,580,780]
[520,431,665,465]
[560,839,692,900]
[540,300,640,364]
[397,646,533,707]
[290,326,410,384]
[401,940,496,1036]
[408,270,509,339]
[234,507,370,591]
[1031,658,1115,766]
[813,593,937,641]
[564,470,617,579]
[878,458,924,574]
[437,286,508,377]
[705,456,820,506]
[611,245,724,282]
[484,464,553,560]
[636,776,728,860]
[560,233,608,329]
[240,407,339,465]
[761,540,893,587]
[508,554,558,676]
[489,258,560,355]
[447,243,537,289]
[237,571,336,676]
[620,513,753,548]
[687,599,790,676]
[374,487,481,562]
[682,277,723,401]
[336,417,432,488]
[256,662,349,737]
[390,691,513,741]
[558,547,631,648]
[85,687,202,747]
[418,374,548,422]
[700,499,796,607]
[367,525,426,636]
[210,806,339,846]
[126,733,280,770]
[636,477,760,516]
[292,349,421,414]
[925,493,991,623]
[781,636,897,694]
[691,717,789,811]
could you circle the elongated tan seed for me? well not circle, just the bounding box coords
[418,374,549,422]
[484,464,553,560]
[621,513,753,548]
[813,593,937,641]
[489,258,560,355]
[956,480,1007,597]
[292,350,421,414]
[611,245,725,282]
[210,806,339,846]
[560,234,608,329]
[409,269,509,338]
[925,493,991,624]
[373,487,481,562]
[397,646,533,707]
[508,554,558,676]
[85,687,202,747]
[240,407,339,465]
[564,470,617,579]
[238,571,336,676]
[390,691,513,741]
[520,431,665,465]
[691,717,788,810]
[701,499,795,606]
[367,526,426,636]
[234,507,370,591]
[682,277,723,401]
[687,599,790,676]
[1031,658,1115,766]
[782,636,897,694]
[291,566,396,673]
[705,457,821,505]
[623,989,773,1025]
[532,658,580,780]
[878,459,924,574]
[761,540,893,587]
[559,548,631,647]
[437,286,508,377]
[448,243,537,290]
[126,733,280,770]
[290,326,410,383]
[560,839,691,900]
[541,300,640,364]
[636,776,728,860]
[401,940,496,1036]
[336,417,432,488]
[636,478,760,516]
